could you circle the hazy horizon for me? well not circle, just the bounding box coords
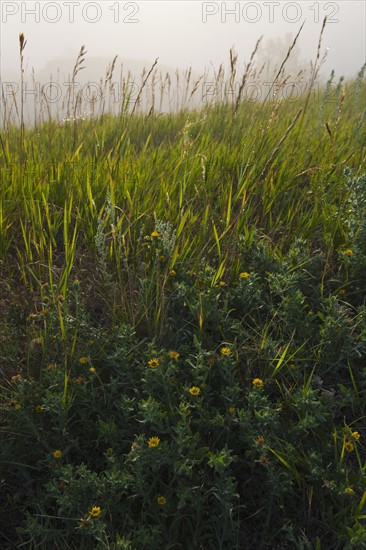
[1,1,365,125]
[1,1,365,82]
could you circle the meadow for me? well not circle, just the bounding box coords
[0,31,366,548]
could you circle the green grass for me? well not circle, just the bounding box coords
[0,49,366,548]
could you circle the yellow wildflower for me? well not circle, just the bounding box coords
[148,358,159,368]
[52,450,62,459]
[90,506,101,518]
[151,230,160,238]
[168,351,180,360]
[157,495,167,505]
[351,431,360,441]
[89,367,96,374]
[219,280,226,287]
[148,436,160,448]
[228,407,236,415]
[252,378,264,389]
[256,435,265,446]
[220,347,231,356]
[189,386,201,396]
[169,269,176,277]
[79,356,88,365]
[344,440,354,453]
[239,272,250,279]
[345,249,353,256]
[35,405,45,413]
[344,487,355,495]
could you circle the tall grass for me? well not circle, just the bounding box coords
[1,54,365,326]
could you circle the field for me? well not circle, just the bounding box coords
[1,34,366,548]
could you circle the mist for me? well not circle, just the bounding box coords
[1,1,365,78]
[1,1,365,124]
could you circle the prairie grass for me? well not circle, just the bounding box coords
[0,31,366,548]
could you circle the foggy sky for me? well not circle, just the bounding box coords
[1,1,365,81]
